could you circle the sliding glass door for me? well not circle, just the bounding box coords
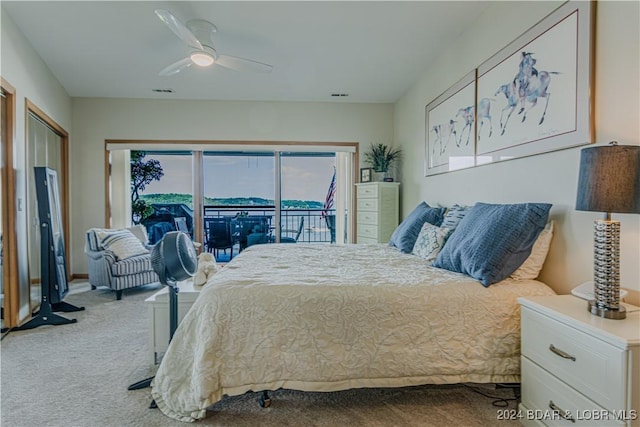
[203,152,275,260]
[280,153,337,244]
[133,151,193,244]
[111,142,356,262]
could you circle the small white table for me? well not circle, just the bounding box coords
[146,280,203,365]
[518,295,639,426]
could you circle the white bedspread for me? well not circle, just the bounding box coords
[151,243,555,422]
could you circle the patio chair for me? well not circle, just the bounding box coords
[206,218,234,259]
[175,217,201,250]
[280,217,304,243]
[147,221,175,244]
[325,214,336,244]
[235,217,269,251]
[174,217,189,234]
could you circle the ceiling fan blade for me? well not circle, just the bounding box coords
[155,9,203,50]
[159,57,193,76]
[216,55,273,74]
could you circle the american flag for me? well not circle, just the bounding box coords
[322,168,336,218]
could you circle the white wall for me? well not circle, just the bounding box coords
[71,98,393,273]
[1,10,72,317]
[6,1,638,302]
[394,1,640,301]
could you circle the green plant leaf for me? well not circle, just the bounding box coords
[364,143,401,172]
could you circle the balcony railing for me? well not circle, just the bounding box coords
[203,205,336,244]
[142,203,337,261]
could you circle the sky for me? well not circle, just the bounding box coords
[141,153,336,203]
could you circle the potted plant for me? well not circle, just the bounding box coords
[364,143,401,181]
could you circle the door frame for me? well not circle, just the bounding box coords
[104,140,359,244]
[1,78,18,328]
[25,100,70,311]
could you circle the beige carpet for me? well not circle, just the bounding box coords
[1,282,521,427]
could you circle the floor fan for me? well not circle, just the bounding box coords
[128,231,197,408]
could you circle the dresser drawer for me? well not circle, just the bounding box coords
[357,211,378,225]
[521,357,624,427]
[521,307,626,411]
[358,198,379,212]
[357,184,379,198]
[358,224,378,239]
[357,235,378,244]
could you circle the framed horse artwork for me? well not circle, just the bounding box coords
[475,0,595,165]
[425,70,476,176]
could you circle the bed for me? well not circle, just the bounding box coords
[150,242,555,422]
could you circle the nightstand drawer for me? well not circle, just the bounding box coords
[358,224,379,239]
[357,211,378,225]
[357,184,379,198]
[358,198,378,211]
[521,307,626,411]
[522,357,624,427]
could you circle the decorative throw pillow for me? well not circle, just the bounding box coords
[127,224,149,246]
[412,223,452,262]
[97,229,149,261]
[510,221,554,280]
[432,202,552,286]
[440,204,470,231]
[388,202,446,253]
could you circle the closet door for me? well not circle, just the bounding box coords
[27,111,65,312]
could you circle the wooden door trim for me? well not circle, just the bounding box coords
[1,78,18,328]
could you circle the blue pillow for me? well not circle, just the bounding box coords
[432,202,552,286]
[388,202,446,253]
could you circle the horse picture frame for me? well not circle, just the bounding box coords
[425,70,476,176]
[423,1,594,176]
[475,0,594,165]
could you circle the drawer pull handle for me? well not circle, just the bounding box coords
[549,344,576,361]
[548,400,575,423]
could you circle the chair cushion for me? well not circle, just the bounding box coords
[110,253,154,276]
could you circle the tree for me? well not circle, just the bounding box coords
[130,151,164,224]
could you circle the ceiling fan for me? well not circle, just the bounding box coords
[154,9,273,76]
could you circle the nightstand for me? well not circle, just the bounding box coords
[518,295,639,426]
[146,280,203,365]
[355,182,399,243]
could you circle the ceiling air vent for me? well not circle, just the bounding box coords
[152,88,175,93]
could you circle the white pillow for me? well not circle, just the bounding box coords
[97,229,149,261]
[412,222,452,262]
[127,224,149,245]
[510,221,554,280]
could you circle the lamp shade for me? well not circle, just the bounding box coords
[576,144,640,214]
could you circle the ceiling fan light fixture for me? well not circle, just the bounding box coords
[190,51,214,67]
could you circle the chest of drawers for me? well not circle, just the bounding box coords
[355,182,399,244]
[518,295,639,426]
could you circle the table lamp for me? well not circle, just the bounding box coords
[575,142,640,319]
